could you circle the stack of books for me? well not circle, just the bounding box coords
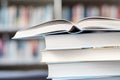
[13,17,120,80]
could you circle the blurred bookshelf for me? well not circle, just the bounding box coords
[0,0,119,66]
[0,0,54,66]
[62,0,120,22]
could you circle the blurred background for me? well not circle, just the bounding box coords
[0,0,120,80]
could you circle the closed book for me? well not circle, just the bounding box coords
[48,61,120,79]
[41,47,120,63]
[52,76,120,80]
[43,32,120,50]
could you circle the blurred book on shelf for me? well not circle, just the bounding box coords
[0,4,53,29]
[62,4,120,22]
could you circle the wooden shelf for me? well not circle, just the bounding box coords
[0,63,48,70]
[62,0,120,5]
[0,57,42,65]
[7,0,54,6]
[7,0,53,2]
[0,28,18,33]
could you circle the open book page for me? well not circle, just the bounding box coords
[13,20,73,39]
[76,17,120,30]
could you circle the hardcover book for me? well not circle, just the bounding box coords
[13,17,120,39]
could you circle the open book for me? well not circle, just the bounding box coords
[12,17,120,39]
